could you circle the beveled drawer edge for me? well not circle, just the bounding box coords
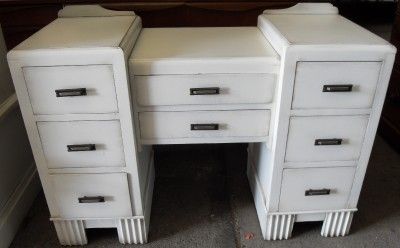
[284,160,357,169]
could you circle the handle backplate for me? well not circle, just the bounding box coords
[305,189,331,196]
[78,196,105,203]
[55,88,87,97]
[67,144,96,152]
[190,87,220,95]
[323,84,353,92]
[315,138,342,146]
[191,123,219,131]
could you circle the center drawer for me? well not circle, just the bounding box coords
[138,110,270,142]
[51,173,132,218]
[38,120,125,169]
[23,65,118,115]
[279,167,356,212]
[133,74,275,106]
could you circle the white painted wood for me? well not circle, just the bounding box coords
[136,103,272,112]
[24,65,118,115]
[138,110,270,142]
[7,8,149,246]
[285,115,369,162]
[134,74,276,106]
[50,173,132,218]
[260,14,389,48]
[252,4,396,240]
[129,27,280,75]
[293,62,381,109]
[6,3,397,244]
[13,16,136,50]
[279,167,356,212]
[37,120,125,168]
[58,5,135,18]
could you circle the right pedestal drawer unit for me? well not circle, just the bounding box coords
[248,3,396,241]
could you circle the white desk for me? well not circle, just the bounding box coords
[7,3,396,245]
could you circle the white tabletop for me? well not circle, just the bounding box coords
[129,27,280,75]
[14,16,136,50]
[263,14,389,46]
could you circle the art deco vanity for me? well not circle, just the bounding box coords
[7,3,396,245]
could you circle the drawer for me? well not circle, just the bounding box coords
[51,173,132,218]
[292,62,381,109]
[279,167,356,212]
[38,120,125,168]
[134,74,275,106]
[139,110,270,141]
[23,65,118,115]
[285,115,368,162]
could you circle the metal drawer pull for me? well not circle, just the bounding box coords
[190,87,220,95]
[55,88,87,97]
[191,123,219,131]
[67,144,96,152]
[78,196,105,203]
[305,189,331,196]
[323,84,353,92]
[315,138,342,146]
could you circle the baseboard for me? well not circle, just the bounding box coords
[0,163,40,248]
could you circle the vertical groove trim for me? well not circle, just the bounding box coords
[321,210,354,237]
[53,219,87,246]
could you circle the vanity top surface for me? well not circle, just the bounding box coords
[262,14,390,46]
[13,16,136,50]
[129,27,280,75]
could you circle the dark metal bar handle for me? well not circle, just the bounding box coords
[305,189,331,196]
[315,138,342,146]
[323,84,353,92]
[67,144,96,152]
[190,87,220,95]
[55,88,87,97]
[78,196,105,203]
[191,123,219,131]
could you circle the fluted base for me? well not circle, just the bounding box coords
[53,220,88,246]
[321,210,354,237]
[117,217,148,244]
[265,213,295,240]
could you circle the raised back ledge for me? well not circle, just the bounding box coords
[263,3,338,15]
[58,4,135,18]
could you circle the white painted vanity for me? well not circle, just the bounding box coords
[7,3,396,245]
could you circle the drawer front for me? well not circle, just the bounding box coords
[285,115,368,162]
[279,167,356,212]
[292,62,381,109]
[139,110,270,140]
[24,65,118,114]
[38,120,125,168]
[51,173,132,218]
[134,74,275,106]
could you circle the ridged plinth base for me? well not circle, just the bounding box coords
[265,213,295,240]
[117,217,147,244]
[321,210,354,237]
[52,217,148,246]
[53,219,88,246]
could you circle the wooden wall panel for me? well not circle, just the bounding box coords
[379,2,400,151]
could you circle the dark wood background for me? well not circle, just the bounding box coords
[0,0,399,150]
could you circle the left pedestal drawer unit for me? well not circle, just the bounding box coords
[7,5,154,246]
